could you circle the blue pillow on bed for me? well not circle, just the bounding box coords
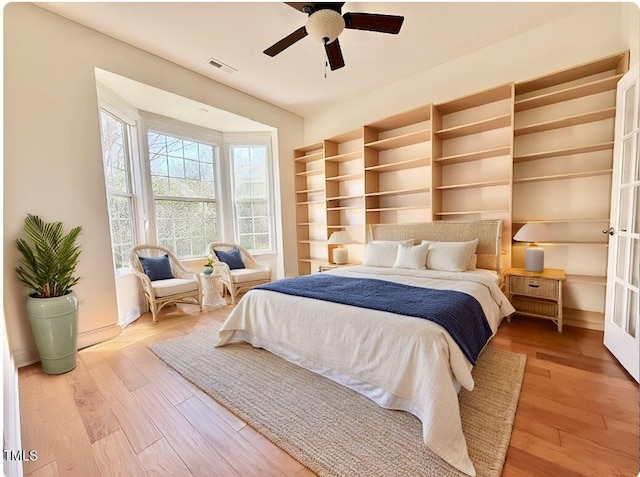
[215,248,245,270]
[139,254,174,281]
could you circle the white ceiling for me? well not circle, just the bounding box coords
[38,2,590,118]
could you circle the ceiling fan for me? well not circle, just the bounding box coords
[264,2,404,71]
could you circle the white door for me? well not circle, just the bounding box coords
[604,64,640,382]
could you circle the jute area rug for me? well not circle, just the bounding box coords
[149,327,526,477]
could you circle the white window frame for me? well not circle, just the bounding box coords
[225,133,277,255]
[98,96,141,270]
[97,91,278,261]
[140,113,224,256]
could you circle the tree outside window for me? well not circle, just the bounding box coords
[230,145,272,252]
[99,110,136,268]
[148,131,219,257]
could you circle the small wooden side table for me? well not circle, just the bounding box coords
[318,262,357,272]
[504,268,566,332]
[199,272,226,309]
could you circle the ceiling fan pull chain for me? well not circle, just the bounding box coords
[324,38,328,78]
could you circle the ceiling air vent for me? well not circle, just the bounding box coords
[207,58,237,74]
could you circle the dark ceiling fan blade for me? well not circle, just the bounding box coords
[325,38,345,71]
[264,26,308,57]
[343,12,404,34]
[285,2,312,13]
[285,2,344,14]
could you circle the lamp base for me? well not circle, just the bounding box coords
[525,246,544,273]
[333,247,348,265]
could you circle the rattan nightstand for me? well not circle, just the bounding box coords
[504,268,566,332]
[318,262,357,272]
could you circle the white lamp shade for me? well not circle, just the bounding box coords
[328,231,355,245]
[513,222,553,243]
[306,9,345,43]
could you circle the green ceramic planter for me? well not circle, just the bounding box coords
[26,292,79,374]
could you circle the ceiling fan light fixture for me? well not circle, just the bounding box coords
[305,9,345,44]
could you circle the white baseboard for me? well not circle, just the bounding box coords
[3,349,24,477]
[13,323,122,368]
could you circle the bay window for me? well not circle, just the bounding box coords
[99,104,276,267]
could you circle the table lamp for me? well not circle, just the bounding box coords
[513,222,553,272]
[328,231,355,264]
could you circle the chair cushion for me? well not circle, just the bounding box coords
[229,268,270,284]
[214,248,245,270]
[151,278,198,297]
[139,255,174,281]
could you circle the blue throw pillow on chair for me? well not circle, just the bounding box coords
[139,254,174,281]
[214,248,245,270]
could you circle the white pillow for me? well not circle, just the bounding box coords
[363,242,403,267]
[393,243,430,270]
[421,239,479,272]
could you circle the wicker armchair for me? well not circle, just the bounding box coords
[207,242,271,305]
[130,244,202,321]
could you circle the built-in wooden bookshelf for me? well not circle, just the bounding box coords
[363,105,432,226]
[431,83,514,269]
[324,130,365,264]
[294,142,326,275]
[293,51,630,330]
[512,50,629,329]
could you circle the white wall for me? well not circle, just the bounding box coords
[303,4,633,143]
[3,4,303,365]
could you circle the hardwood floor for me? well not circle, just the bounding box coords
[18,304,639,476]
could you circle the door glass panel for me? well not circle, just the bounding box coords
[632,238,639,288]
[634,186,639,234]
[627,290,638,338]
[622,138,633,185]
[619,186,629,232]
[613,282,625,327]
[636,133,640,182]
[624,83,636,135]
[616,236,628,280]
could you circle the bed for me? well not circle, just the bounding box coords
[216,220,515,476]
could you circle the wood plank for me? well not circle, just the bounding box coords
[510,428,629,476]
[65,360,120,443]
[104,350,150,392]
[518,392,607,428]
[536,350,631,379]
[88,362,163,454]
[525,372,638,415]
[239,425,316,477]
[132,383,239,477]
[183,381,247,432]
[91,429,147,477]
[124,343,193,406]
[18,373,56,475]
[504,446,584,477]
[512,414,561,446]
[138,438,194,477]
[51,417,103,477]
[25,461,59,477]
[558,430,639,474]
[37,373,79,429]
[178,396,285,477]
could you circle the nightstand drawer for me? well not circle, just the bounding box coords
[511,296,558,318]
[509,276,558,300]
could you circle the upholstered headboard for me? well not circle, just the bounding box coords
[369,220,503,274]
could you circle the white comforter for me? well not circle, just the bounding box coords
[216,266,515,476]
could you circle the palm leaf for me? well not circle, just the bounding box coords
[15,214,82,298]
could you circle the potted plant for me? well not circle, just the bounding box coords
[15,214,83,374]
[203,255,215,275]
